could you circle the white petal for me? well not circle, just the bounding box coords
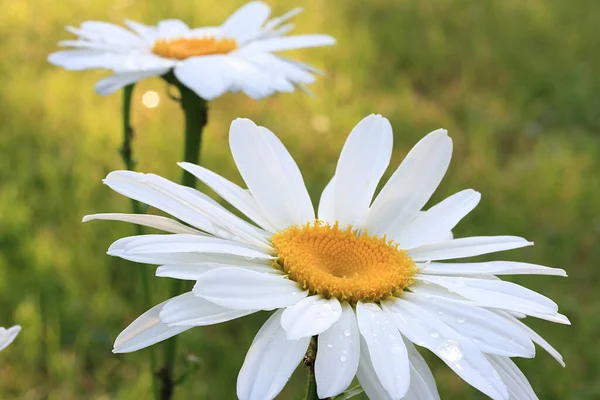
[102,171,269,248]
[174,55,236,100]
[407,236,533,261]
[280,296,342,340]
[113,299,192,353]
[415,275,559,316]
[356,302,410,399]
[332,115,393,227]
[493,310,565,367]
[365,129,452,236]
[95,69,168,95]
[157,19,190,38]
[83,213,201,234]
[229,119,314,230]
[48,50,124,71]
[159,292,257,326]
[177,162,277,232]
[79,21,144,45]
[156,262,280,280]
[419,260,567,276]
[356,336,393,400]
[486,355,538,399]
[247,34,335,52]
[382,297,508,400]
[108,234,273,266]
[194,267,307,310]
[237,309,310,400]
[0,325,21,352]
[402,291,535,358]
[315,302,360,398]
[317,175,336,223]
[403,338,440,400]
[393,189,481,248]
[124,19,158,43]
[221,1,271,43]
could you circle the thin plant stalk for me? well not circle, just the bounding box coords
[120,83,159,400]
[304,337,320,400]
[159,76,208,399]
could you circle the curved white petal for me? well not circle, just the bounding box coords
[317,175,336,223]
[83,213,201,234]
[415,275,559,317]
[237,309,310,400]
[365,129,452,236]
[159,291,257,326]
[402,291,535,357]
[95,69,169,95]
[175,55,237,100]
[221,1,271,43]
[124,19,158,43]
[407,236,533,261]
[382,297,509,400]
[229,119,314,230]
[0,325,21,352]
[280,296,342,340]
[356,302,411,399]
[315,302,360,398]
[332,115,393,227]
[493,310,565,367]
[356,336,393,400]
[177,162,277,232]
[156,262,279,280]
[113,299,192,353]
[486,355,538,399]
[102,171,270,248]
[403,338,440,400]
[246,34,336,52]
[157,19,190,38]
[78,21,144,45]
[393,189,481,248]
[194,267,307,310]
[419,260,567,277]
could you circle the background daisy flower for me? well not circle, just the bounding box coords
[48,1,335,99]
[86,115,567,400]
[0,326,21,352]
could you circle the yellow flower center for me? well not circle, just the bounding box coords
[271,221,417,303]
[152,37,238,60]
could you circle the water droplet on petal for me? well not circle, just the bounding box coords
[456,317,466,324]
[343,329,352,337]
[430,332,440,338]
[435,340,464,362]
[340,355,348,363]
[326,343,334,348]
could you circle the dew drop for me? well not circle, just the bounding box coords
[430,332,440,339]
[326,343,334,348]
[436,310,444,316]
[456,317,466,324]
[340,355,348,363]
[435,340,464,362]
[343,329,352,337]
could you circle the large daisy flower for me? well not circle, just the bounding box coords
[48,1,335,99]
[0,326,21,352]
[86,115,567,399]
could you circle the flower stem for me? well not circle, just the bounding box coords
[304,336,320,400]
[120,84,159,400]
[160,75,208,400]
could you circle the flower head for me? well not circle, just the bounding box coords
[87,115,567,399]
[48,1,335,99]
[0,325,21,352]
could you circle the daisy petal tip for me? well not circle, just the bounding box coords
[81,215,93,223]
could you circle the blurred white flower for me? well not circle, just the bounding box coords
[87,115,567,400]
[48,1,335,99]
[0,325,21,352]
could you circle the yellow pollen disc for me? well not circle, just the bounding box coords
[271,221,417,303]
[152,37,238,60]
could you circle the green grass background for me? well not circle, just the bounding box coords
[0,0,598,398]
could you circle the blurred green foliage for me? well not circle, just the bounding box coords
[0,0,598,398]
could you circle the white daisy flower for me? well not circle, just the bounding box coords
[0,325,21,352]
[48,1,335,99]
[86,115,567,400]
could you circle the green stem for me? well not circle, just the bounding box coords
[160,77,208,400]
[304,337,320,400]
[120,84,159,400]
